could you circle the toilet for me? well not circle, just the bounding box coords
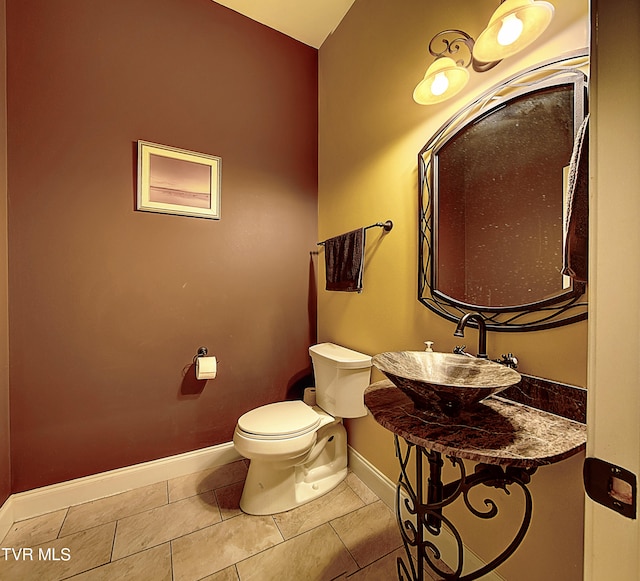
[233,342,372,515]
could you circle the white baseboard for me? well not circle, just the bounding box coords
[0,442,241,542]
[348,447,506,581]
[347,445,398,510]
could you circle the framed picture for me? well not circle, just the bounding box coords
[137,140,221,220]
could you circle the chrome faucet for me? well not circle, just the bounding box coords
[453,313,488,359]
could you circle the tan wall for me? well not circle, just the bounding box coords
[318,0,588,579]
[0,0,10,506]
[7,0,318,492]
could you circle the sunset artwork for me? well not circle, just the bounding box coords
[149,154,212,209]
[137,141,221,219]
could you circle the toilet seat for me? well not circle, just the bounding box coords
[237,400,321,440]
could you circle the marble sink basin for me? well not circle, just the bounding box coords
[372,351,521,416]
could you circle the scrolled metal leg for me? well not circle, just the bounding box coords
[393,435,536,581]
[395,436,422,581]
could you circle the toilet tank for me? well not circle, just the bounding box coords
[309,343,372,418]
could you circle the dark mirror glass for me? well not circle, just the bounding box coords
[434,85,574,308]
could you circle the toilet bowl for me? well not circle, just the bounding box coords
[233,343,372,515]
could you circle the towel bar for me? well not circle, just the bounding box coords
[317,220,393,246]
[366,220,394,232]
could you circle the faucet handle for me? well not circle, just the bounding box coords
[495,353,519,369]
[453,345,474,357]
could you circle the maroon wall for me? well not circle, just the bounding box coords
[7,0,318,492]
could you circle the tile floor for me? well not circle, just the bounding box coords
[0,460,435,581]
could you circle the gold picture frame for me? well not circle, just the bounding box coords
[137,140,221,220]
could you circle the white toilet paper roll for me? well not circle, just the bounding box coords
[196,356,217,380]
[303,387,316,406]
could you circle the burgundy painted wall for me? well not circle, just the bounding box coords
[0,0,10,506]
[7,0,318,492]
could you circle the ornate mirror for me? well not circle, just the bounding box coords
[418,52,589,331]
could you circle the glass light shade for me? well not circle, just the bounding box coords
[497,14,524,46]
[472,0,554,63]
[413,57,470,105]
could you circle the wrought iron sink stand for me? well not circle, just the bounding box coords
[394,435,537,581]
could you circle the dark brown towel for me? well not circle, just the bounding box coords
[324,228,365,292]
[562,114,589,283]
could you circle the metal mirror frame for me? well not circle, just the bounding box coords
[418,51,589,332]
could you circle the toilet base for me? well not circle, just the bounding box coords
[239,422,348,515]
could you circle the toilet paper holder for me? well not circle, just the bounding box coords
[193,346,217,381]
[193,346,208,362]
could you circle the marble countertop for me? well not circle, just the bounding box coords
[364,380,587,468]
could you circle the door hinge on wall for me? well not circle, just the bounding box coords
[584,457,637,519]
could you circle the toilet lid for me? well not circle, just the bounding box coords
[237,400,321,437]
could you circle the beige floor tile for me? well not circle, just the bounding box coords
[66,542,171,581]
[1,464,395,581]
[273,481,365,539]
[355,547,447,581]
[0,522,115,581]
[1,508,67,548]
[347,548,406,580]
[200,565,240,581]
[236,523,358,581]
[330,501,402,568]
[168,460,248,502]
[346,472,379,505]
[171,513,283,581]
[112,490,221,559]
[60,482,167,536]
[214,481,244,520]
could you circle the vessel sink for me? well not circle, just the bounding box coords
[372,351,521,416]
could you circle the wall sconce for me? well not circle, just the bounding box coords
[413,0,554,105]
